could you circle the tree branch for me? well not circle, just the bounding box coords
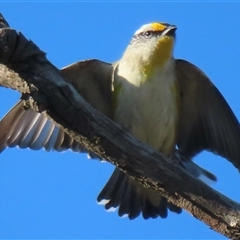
[0,13,239,239]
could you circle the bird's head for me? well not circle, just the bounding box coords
[121,22,177,78]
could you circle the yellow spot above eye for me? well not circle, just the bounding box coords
[151,22,167,31]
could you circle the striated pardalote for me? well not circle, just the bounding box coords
[0,22,240,219]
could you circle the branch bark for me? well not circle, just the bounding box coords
[0,13,239,239]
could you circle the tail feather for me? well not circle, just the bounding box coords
[98,170,125,208]
[105,175,129,210]
[97,168,182,220]
[97,152,216,220]
[118,182,134,217]
[128,190,142,219]
[167,202,182,214]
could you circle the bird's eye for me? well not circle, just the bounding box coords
[143,31,153,38]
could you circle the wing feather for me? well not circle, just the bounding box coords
[176,59,240,170]
[0,60,113,153]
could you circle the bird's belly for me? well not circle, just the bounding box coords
[114,79,179,156]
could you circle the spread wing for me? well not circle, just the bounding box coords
[176,59,240,170]
[0,59,113,153]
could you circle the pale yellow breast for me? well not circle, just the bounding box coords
[113,60,179,156]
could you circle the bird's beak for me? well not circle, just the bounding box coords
[163,25,177,37]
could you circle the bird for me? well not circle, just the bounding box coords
[0,22,240,220]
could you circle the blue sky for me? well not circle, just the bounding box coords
[0,2,240,239]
